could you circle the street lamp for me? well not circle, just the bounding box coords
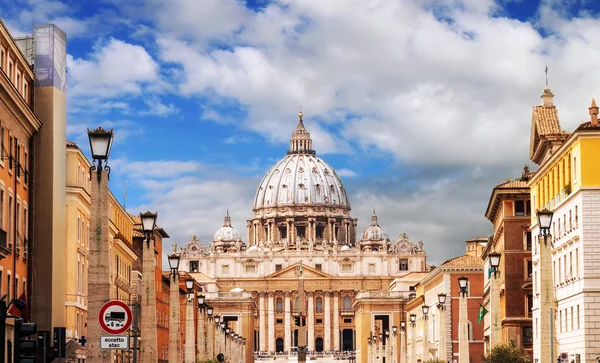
[87,127,114,181]
[421,305,429,319]
[392,326,397,336]
[140,211,158,245]
[85,127,115,363]
[400,321,406,331]
[537,209,555,363]
[489,251,502,349]
[437,293,447,362]
[207,306,213,317]
[458,276,469,363]
[409,314,417,363]
[168,251,181,363]
[184,277,196,362]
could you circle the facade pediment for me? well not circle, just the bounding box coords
[266,262,332,279]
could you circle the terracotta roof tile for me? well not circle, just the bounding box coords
[576,121,600,131]
[533,106,563,135]
[495,179,529,189]
[440,254,483,267]
[66,140,78,148]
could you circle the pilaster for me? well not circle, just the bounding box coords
[259,293,266,351]
[268,292,275,353]
[285,292,291,352]
[307,292,315,351]
[333,291,340,351]
[324,291,331,351]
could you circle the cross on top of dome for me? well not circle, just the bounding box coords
[288,109,315,155]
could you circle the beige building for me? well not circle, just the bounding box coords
[179,113,429,362]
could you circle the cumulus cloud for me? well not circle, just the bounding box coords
[67,38,158,97]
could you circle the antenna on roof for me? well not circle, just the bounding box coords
[545,63,549,87]
[123,181,127,209]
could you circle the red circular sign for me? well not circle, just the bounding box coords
[98,300,132,335]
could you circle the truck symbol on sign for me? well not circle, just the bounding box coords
[105,311,126,326]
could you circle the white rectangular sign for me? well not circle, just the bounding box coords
[100,336,129,350]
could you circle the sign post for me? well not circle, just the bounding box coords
[98,300,133,351]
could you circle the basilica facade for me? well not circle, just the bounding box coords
[179,113,428,361]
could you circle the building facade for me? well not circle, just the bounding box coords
[529,89,600,363]
[0,18,42,362]
[179,113,429,361]
[407,251,485,363]
[482,167,533,355]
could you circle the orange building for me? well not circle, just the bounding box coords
[0,18,42,361]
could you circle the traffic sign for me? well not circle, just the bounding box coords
[98,300,132,335]
[100,336,129,350]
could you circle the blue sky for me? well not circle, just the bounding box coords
[3,0,600,265]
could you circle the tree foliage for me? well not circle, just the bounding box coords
[482,341,532,363]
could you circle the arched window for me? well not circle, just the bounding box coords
[343,296,352,310]
[316,297,323,313]
[276,297,283,313]
[467,321,473,340]
[276,338,284,353]
[315,337,324,352]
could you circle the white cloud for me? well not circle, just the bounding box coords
[67,38,158,97]
[337,168,357,177]
[113,159,203,180]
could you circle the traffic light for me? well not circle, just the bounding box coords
[301,315,306,327]
[78,336,86,347]
[294,316,301,326]
[53,327,66,358]
[14,318,37,363]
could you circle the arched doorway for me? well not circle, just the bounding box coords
[276,338,284,353]
[315,337,324,352]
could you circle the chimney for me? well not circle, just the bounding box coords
[590,98,599,126]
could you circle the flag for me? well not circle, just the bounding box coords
[9,292,29,322]
[478,303,488,324]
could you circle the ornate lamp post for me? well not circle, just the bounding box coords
[421,305,429,362]
[85,127,114,363]
[537,209,555,363]
[458,276,469,363]
[197,294,206,360]
[488,251,502,349]
[400,321,406,363]
[409,314,417,363]
[140,210,158,362]
[184,278,196,362]
[437,293,446,361]
[392,326,397,363]
[168,252,181,363]
[385,329,390,363]
[367,337,373,363]
[378,333,383,363]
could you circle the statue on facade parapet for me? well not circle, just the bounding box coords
[267,239,274,251]
[283,238,289,251]
[418,239,423,251]
[258,239,265,252]
[308,239,313,251]
[333,238,338,250]
[172,240,178,253]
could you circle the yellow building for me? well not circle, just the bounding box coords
[65,141,137,361]
[528,89,600,362]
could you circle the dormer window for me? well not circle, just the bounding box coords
[189,261,199,272]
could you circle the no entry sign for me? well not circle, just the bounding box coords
[98,300,132,335]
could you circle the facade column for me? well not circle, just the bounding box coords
[333,292,340,351]
[459,293,469,363]
[247,221,252,245]
[490,276,501,349]
[268,292,276,353]
[267,222,271,242]
[259,293,266,352]
[185,297,195,363]
[285,292,292,352]
[198,309,206,360]
[400,329,405,363]
[307,292,315,351]
[324,291,331,352]
[286,220,291,244]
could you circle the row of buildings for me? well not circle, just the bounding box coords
[0,19,203,363]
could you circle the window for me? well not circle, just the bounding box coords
[276,297,283,313]
[526,260,532,278]
[343,318,352,323]
[7,272,10,300]
[8,195,12,247]
[276,319,283,324]
[221,265,230,274]
[573,156,577,181]
[8,135,13,170]
[526,294,533,316]
[245,264,256,273]
[189,261,199,272]
[15,277,18,296]
[515,200,526,216]
[316,297,323,313]
[316,318,323,324]
[279,227,287,239]
[341,264,352,273]
[0,188,4,229]
[275,264,282,271]
[575,206,578,227]
[399,258,409,271]
[315,264,322,271]
[559,310,563,332]
[368,263,376,273]
[23,206,27,240]
[523,327,533,344]
[525,232,532,250]
[577,305,580,329]
[571,306,574,331]
[343,296,352,310]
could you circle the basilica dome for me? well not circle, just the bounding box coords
[213,211,242,243]
[360,211,390,242]
[253,113,350,210]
